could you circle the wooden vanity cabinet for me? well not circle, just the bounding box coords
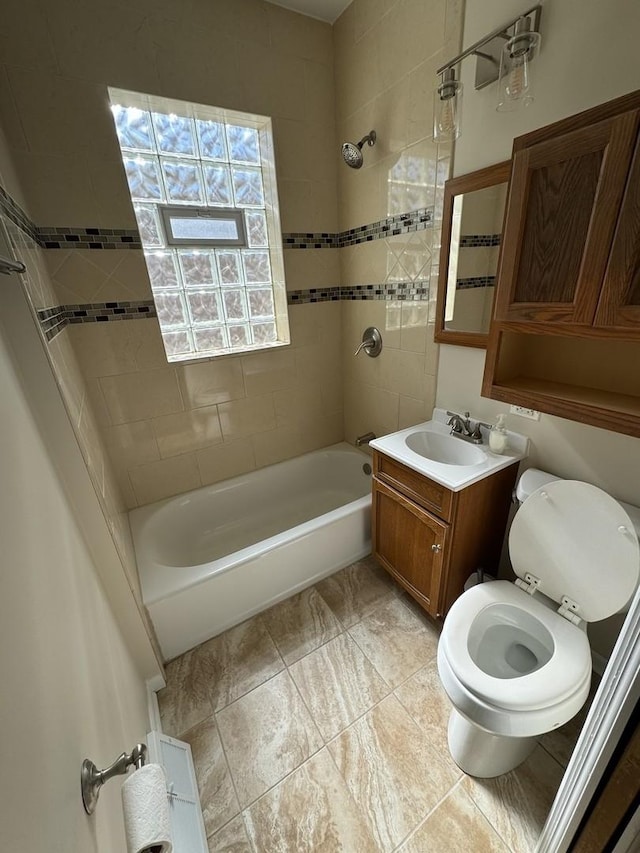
[372,451,518,621]
[484,89,640,437]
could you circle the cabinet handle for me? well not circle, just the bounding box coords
[431,544,442,553]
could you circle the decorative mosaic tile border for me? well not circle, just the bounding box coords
[456,275,496,290]
[0,180,433,253]
[0,185,39,243]
[288,280,430,304]
[37,280,430,341]
[459,234,501,248]
[38,301,156,341]
[39,226,142,250]
[283,208,434,250]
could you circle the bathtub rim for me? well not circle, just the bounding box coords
[130,442,372,606]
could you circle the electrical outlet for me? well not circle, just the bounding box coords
[510,405,541,421]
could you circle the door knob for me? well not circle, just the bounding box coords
[431,544,442,552]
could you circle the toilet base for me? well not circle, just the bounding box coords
[448,708,538,777]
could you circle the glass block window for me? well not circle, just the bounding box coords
[109,88,289,362]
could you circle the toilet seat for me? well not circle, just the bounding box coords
[439,581,591,712]
[510,480,639,622]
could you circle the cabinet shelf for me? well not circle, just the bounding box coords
[485,327,640,436]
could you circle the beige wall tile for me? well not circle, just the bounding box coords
[178,359,245,409]
[105,420,160,468]
[398,394,433,430]
[379,348,427,398]
[152,406,223,458]
[197,439,256,486]
[218,394,276,442]
[251,425,303,469]
[298,411,343,453]
[12,150,98,225]
[241,349,297,397]
[284,248,340,291]
[273,385,325,429]
[68,323,138,379]
[100,368,183,425]
[344,380,400,444]
[129,452,201,506]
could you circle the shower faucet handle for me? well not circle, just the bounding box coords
[354,326,383,358]
[354,337,375,356]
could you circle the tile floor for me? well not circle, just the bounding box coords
[157,557,590,853]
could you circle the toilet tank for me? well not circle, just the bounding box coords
[515,468,640,539]
[515,468,561,504]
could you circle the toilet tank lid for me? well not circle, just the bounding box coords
[516,468,562,503]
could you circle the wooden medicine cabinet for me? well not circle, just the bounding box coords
[483,89,640,437]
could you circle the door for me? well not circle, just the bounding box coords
[372,477,448,618]
[594,132,640,334]
[495,111,639,326]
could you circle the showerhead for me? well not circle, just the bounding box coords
[341,130,376,169]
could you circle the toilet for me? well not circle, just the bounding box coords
[437,469,640,778]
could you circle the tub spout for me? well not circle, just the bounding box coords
[355,432,376,447]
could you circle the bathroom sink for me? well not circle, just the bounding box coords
[369,408,529,492]
[404,430,486,466]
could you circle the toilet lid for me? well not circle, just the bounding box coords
[510,480,639,623]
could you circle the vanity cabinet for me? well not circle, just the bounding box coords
[484,89,640,437]
[372,451,517,621]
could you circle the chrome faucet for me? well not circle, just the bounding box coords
[446,411,491,445]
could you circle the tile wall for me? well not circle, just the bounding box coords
[334,0,463,442]
[0,0,342,507]
[0,0,463,508]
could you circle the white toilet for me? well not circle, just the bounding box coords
[438,469,640,778]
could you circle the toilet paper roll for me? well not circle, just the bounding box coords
[121,764,173,853]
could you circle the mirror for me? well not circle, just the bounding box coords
[435,161,511,348]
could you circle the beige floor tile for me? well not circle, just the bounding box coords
[328,694,460,851]
[394,658,453,758]
[261,586,343,664]
[463,745,565,853]
[315,556,397,628]
[217,671,323,807]
[182,717,239,838]
[289,633,390,741]
[208,815,252,853]
[398,784,510,853]
[348,596,439,688]
[157,646,214,738]
[244,749,379,853]
[195,616,284,712]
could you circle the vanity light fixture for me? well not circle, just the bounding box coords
[433,5,542,139]
[433,68,463,141]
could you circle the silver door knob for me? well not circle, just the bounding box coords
[431,544,442,552]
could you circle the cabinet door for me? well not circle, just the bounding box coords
[372,478,447,619]
[495,111,639,325]
[594,133,640,333]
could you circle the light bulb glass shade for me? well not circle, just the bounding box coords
[433,79,463,141]
[496,30,541,112]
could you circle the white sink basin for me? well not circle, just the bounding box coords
[369,409,529,491]
[404,430,486,467]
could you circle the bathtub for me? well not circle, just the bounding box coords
[130,443,372,660]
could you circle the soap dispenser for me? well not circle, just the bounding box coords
[489,414,509,454]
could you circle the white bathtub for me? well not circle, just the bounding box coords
[130,443,372,660]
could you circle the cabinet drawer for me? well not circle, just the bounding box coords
[373,451,454,522]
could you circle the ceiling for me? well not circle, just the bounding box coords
[267,0,352,24]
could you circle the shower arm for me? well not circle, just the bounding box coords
[357,131,376,149]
